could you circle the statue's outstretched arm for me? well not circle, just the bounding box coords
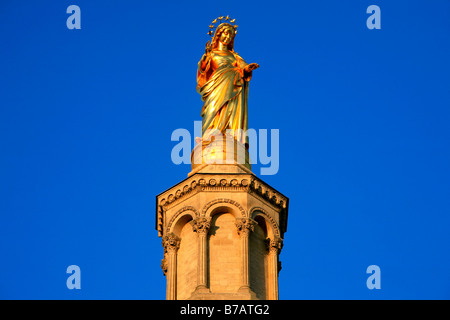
[243,63,259,82]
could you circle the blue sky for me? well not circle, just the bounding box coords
[1,0,449,299]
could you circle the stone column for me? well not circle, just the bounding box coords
[235,218,256,292]
[265,237,283,300]
[191,217,211,292]
[162,233,180,300]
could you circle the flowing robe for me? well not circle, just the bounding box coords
[197,50,250,145]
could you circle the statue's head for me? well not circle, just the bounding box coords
[211,23,236,51]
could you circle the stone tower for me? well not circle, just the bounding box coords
[156,136,289,300]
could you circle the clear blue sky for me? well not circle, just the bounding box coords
[1,0,449,299]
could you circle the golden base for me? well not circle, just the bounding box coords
[190,134,251,176]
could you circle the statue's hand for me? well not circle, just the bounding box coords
[201,41,212,63]
[205,41,212,55]
[244,63,259,73]
[243,63,259,81]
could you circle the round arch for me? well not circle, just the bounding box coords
[249,207,281,239]
[202,198,246,219]
[166,206,198,237]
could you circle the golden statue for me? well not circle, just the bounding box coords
[197,17,259,148]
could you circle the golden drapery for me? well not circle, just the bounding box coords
[197,50,250,146]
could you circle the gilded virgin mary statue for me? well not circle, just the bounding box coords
[197,16,259,148]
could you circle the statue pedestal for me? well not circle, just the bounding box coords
[189,134,251,177]
[156,158,289,300]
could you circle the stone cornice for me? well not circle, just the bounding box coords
[155,171,289,238]
[157,173,288,209]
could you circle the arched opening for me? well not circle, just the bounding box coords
[174,214,198,300]
[249,215,268,299]
[208,209,241,294]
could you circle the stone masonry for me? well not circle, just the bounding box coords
[156,160,289,300]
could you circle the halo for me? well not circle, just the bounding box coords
[207,15,238,37]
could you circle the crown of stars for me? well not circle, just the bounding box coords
[207,15,238,37]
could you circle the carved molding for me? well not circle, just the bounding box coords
[190,217,211,235]
[158,176,287,210]
[165,206,199,235]
[202,198,246,218]
[162,232,180,254]
[161,256,168,276]
[250,207,281,238]
[264,237,283,254]
[248,179,287,208]
[235,218,256,237]
[156,174,288,237]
